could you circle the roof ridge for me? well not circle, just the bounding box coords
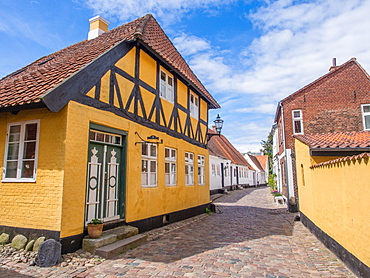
[133,14,153,40]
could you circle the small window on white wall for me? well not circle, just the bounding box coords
[292,109,303,135]
[3,120,40,182]
[362,104,370,130]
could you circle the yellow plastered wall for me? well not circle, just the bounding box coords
[295,139,370,267]
[60,101,210,237]
[0,108,67,232]
[200,99,208,122]
[115,48,135,77]
[140,50,156,88]
[177,80,188,108]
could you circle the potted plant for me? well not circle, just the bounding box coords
[87,219,104,238]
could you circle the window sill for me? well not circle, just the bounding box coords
[1,179,36,183]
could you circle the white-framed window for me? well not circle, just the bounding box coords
[211,164,216,177]
[185,152,194,185]
[361,104,370,130]
[292,109,303,135]
[141,143,157,187]
[189,92,199,119]
[216,165,220,176]
[198,155,205,185]
[160,70,174,103]
[165,147,176,186]
[2,120,40,182]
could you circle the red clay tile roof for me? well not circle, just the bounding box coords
[295,131,370,149]
[207,129,253,169]
[255,155,268,171]
[246,154,264,171]
[0,14,219,110]
[310,152,370,169]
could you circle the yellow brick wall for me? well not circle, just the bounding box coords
[0,107,67,232]
[295,139,370,267]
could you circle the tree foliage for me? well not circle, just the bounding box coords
[260,133,273,175]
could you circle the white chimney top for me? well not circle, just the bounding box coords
[88,15,110,40]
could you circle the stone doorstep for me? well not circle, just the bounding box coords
[95,234,147,259]
[82,225,139,254]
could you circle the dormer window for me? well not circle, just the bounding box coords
[190,92,199,119]
[292,109,303,135]
[361,104,370,130]
[160,71,174,103]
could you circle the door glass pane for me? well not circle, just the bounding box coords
[23,142,36,159]
[7,143,19,160]
[9,125,21,142]
[25,123,37,141]
[21,161,34,178]
[5,161,18,178]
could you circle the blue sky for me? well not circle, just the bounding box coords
[1,0,370,152]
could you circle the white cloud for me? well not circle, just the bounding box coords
[83,0,236,24]
[235,103,276,114]
[173,34,211,56]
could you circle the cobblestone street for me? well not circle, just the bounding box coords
[0,187,356,277]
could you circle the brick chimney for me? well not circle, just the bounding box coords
[88,16,109,40]
[329,58,337,71]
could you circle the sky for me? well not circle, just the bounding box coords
[1,0,370,153]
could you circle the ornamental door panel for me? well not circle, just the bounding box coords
[85,130,124,225]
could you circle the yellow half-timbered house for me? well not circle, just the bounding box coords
[0,14,219,253]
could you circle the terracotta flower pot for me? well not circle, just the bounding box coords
[87,223,104,238]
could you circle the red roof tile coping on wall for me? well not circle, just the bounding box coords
[295,131,370,149]
[0,14,219,109]
[310,152,370,169]
[207,129,253,169]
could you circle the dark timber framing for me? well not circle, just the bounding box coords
[300,212,370,278]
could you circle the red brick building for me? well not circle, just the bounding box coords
[272,58,370,210]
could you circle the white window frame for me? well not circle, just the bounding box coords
[185,152,194,185]
[292,109,303,135]
[361,104,370,131]
[160,70,174,103]
[141,143,157,187]
[189,92,199,119]
[165,147,177,186]
[2,120,40,182]
[198,155,205,185]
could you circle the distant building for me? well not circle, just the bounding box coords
[207,129,254,194]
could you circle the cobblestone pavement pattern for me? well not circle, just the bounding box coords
[0,187,356,277]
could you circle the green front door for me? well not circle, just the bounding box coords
[85,129,125,225]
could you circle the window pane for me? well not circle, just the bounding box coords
[165,173,170,184]
[160,83,166,97]
[142,173,148,185]
[165,148,170,159]
[171,149,176,158]
[365,115,370,129]
[294,120,302,133]
[142,160,148,172]
[5,161,18,178]
[150,145,157,157]
[293,111,301,118]
[21,160,34,178]
[9,125,21,142]
[161,71,166,81]
[96,132,104,142]
[114,136,121,145]
[105,134,112,143]
[150,173,156,185]
[168,76,173,86]
[23,142,36,159]
[363,105,370,113]
[165,162,170,173]
[25,123,37,141]
[7,143,19,160]
[142,144,148,156]
[90,131,96,141]
[150,161,156,172]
